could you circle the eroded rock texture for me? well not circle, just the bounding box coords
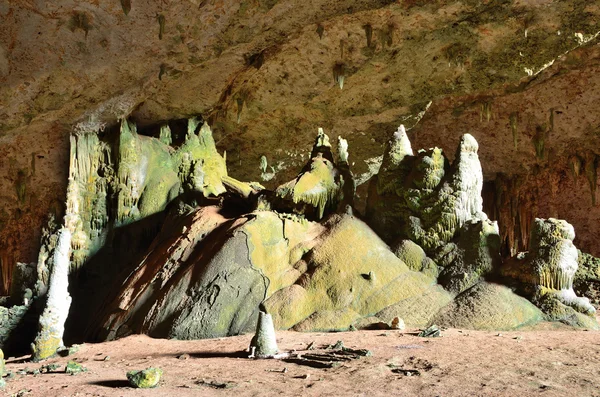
[502,218,598,329]
[2,118,600,356]
[2,1,600,295]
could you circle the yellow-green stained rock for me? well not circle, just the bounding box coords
[0,348,4,377]
[431,282,544,330]
[391,239,438,280]
[65,360,87,375]
[375,285,453,328]
[127,368,163,388]
[264,214,434,330]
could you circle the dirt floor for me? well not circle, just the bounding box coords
[3,322,600,397]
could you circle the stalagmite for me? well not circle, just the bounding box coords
[249,311,279,358]
[31,228,72,361]
[502,218,596,324]
[275,128,345,219]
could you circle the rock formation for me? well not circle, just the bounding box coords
[366,127,500,294]
[2,119,600,356]
[502,218,598,329]
[31,228,72,361]
[249,311,279,358]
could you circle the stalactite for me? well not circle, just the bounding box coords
[333,63,345,90]
[363,24,373,47]
[480,101,492,122]
[509,112,518,149]
[532,126,547,160]
[236,97,244,124]
[316,24,324,40]
[584,151,597,205]
[157,14,165,40]
[120,0,131,15]
[568,154,582,181]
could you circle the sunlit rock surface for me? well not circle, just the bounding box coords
[2,1,600,294]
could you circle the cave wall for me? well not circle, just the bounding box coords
[1,0,600,292]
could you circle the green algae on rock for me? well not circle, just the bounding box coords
[127,367,163,388]
[431,282,544,331]
[275,128,346,220]
[367,127,500,294]
[501,218,598,328]
[65,360,87,375]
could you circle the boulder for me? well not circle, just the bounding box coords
[431,282,544,330]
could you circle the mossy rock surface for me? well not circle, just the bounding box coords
[127,368,163,388]
[65,361,86,375]
[431,282,544,330]
[535,293,599,330]
[391,239,438,280]
[375,284,453,328]
[265,214,434,330]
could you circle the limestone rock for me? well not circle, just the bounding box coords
[274,128,346,220]
[264,213,434,331]
[249,311,278,358]
[0,304,32,356]
[94,206,436,338]
[502,218,597,326]
[431,282,544,330]
[366,130,488,255]
[65,360,86,375]
[391,239,438,280]
[436,219,502,294]
[574,251,600,309]
[374,285,453,328]
[127,368,163,388]
[31,228,72,361]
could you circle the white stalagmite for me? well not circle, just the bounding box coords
[337,136,349,164]
[451,133,486,229]
[31,228,73,361]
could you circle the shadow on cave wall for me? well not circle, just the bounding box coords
[63,192,254,345]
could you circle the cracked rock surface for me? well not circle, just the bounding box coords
[1,0,600,292]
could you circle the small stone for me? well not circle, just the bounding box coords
[177,353,190,360]
[65,361,87,375]
[390,317,405,330]
[0,379,5,389]
[127,367,163,388]
[103,355,111,361]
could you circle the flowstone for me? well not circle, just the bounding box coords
[274,128,348,220]
[367,127,499,293]
[10,119,600,354]
[502,218,597,328]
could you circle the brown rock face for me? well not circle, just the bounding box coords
[1,0,600,292]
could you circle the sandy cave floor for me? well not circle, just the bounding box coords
[3,321,600,397]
